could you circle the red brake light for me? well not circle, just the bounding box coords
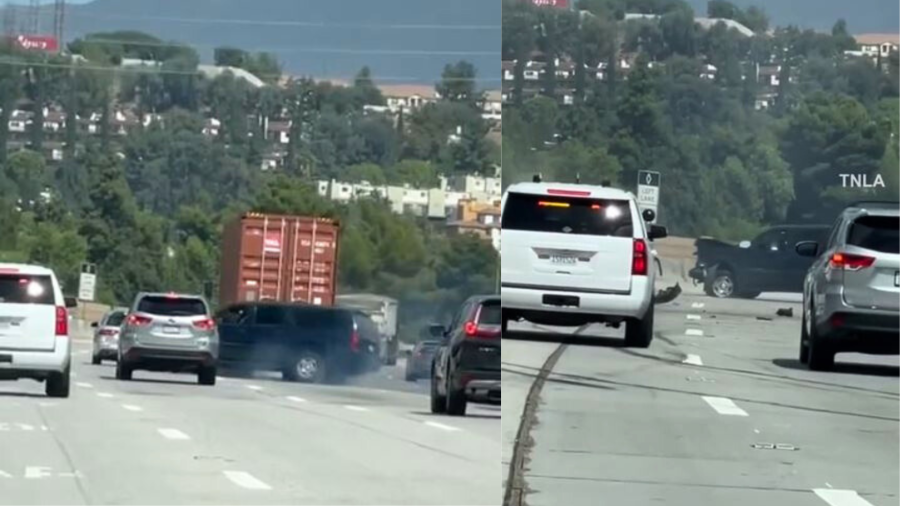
[632,239,648,275]
[55,306,68,336]
[0,268,20,274]
[126,314,152,327]
[830,252,875,270]
[350,323,360,352]
[547,189,591,197]
[192,318,216,331]
[464,321,478,336]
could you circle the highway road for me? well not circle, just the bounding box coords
[502,292,899,506]
[0,340,499,505]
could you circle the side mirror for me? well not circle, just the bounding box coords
[90,322,99,328]
[64,297,78,309]
[428,324,446,338]
[795,241,819,258]
[738,240,751,249]
[642,209,656,222]
[648,225,668,240]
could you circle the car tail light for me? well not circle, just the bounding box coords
[126,314,152,327]
[350,322,360,352]
[192,318,216,331]
[830,313,845,327]
[464,306,501,338]
[632,239,648,275]
[830,252,875,271]
[55,306,68,336]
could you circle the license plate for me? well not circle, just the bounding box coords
[550,255,577,265]
[163,326,180,334]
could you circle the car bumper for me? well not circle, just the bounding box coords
[454,370,500,403]
[122,345,217,368]
[689,265,707,283]
[818,296,899,353]
[502,282,652,323]
[0,337,71,379]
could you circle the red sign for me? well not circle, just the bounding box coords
[531,0,569,7]
[263,232,282,254]
[10,35,59,52]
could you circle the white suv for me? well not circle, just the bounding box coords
[500,182,668,347]
[0,263,75,397]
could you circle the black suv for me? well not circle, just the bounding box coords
[215,303,381,384]
[430,295,501,416]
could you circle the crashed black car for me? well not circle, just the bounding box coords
[689,225,830,298]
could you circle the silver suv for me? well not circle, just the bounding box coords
[796,201,899,370]
[117,292,219,385]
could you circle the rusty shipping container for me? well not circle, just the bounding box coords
[219,213,340,308]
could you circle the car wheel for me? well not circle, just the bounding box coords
[284,350,326,384]
[711,270,736,298]
[806,306,835,371]
[624,303,654,348]
[446,381,467,416]
[45,365,71,398]
[115,361,133,381]
[430,368,447,414]
[91,354,102,365]
[198,366,217,386]
[799,301,811,364]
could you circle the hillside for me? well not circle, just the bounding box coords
[685,0,899,33]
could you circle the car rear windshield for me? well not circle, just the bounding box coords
[503,192,633,236]
[137,296,207,316]
[848,216,899,254]
[478,301,501,325]
[106,312,127,326]
[0,274,54,305]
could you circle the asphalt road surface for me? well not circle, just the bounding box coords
[502,292,899,506]
[0,341,499,505]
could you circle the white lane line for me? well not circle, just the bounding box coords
[16,423,34,431]
[158,428,191,440]
[686,314,702,320]
[286,396,307,403]
[813,489,875,506]
[691,302,705,308]
[682,354,703,366]
[96,392,114,398]
[223,471,272,491]
[344,405,369,412]
[246,385,263,391]
[424,421,461,432]
[702,396,748,417]
[121,404,143,412]
[75,382,93,388]
[685,328,705,337]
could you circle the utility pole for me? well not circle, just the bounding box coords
[27,0,38,34]
[53,0,65,52]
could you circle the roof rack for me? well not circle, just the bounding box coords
[846,200,899,209]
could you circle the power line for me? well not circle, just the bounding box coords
[66,12,500,31]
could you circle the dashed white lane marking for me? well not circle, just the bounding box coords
[691,302,705,308]
[702,396,749,417]
[685,328,705,337]
[96,392,114,398]
[686,314,702,320]
[813,489,875,506]
[75,382,93,388]
[286,396,307,403]
[682,354,703,366]
[158,428,190,440]
[246,385,263,391]
[424,421,461,432]
[344,405,369,412]
[223,471,272,490]
[121,404,143,412]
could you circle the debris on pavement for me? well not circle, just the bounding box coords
[655,283,682,304]
[776,307,794,317]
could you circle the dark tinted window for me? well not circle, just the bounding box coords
[755,229,787,251]
[477,301,501,325]
[503,192,633,236]
[138,296,207,316]
[218,306,252,325]
[355,314,380,340]
[848,216,899,254]
[290,307,349,332]
[106,312,127,326]
[256,305,288,325]
[0,274,54,305]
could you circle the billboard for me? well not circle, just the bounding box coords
[9,35,59,52]
[531,0,569,7]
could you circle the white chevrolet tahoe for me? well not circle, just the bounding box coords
[500,182,668,347]
[0,263,76,397]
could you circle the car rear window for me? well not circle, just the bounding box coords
[503,192,633,236]
[0,274,54,305]
[106,312,127,326]
[137,296,207,316]
[847,216,899,254]
[478,302,501,325]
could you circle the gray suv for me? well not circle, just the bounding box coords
[117,292,219,385]
[796,201,899,370]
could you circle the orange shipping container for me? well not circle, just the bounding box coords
[219,213,340,309]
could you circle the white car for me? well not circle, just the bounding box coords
[0,263,76,397]
[500,182,668,347]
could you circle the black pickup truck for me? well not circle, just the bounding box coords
[215,302,381,383]
[689,225,830,298]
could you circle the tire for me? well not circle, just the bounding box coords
[284,349,326,384]
[624,303,654,348]
[446,382,468,416]
[807,306,835,371]
[198,366,217,386]
[501,316,509,335]
[91,354,102,365]
[45,366,71,398]
[711,270,736,298]
[799,301,811,364]
[115,361,133,381]
[430,368,447,414]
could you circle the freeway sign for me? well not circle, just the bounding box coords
[637,170,661,223]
